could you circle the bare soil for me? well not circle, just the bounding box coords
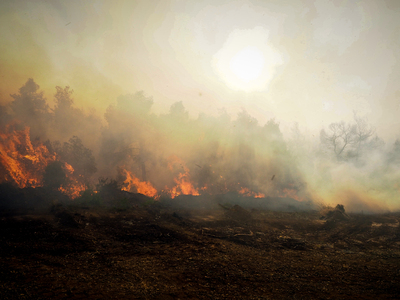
[1,202,400,299]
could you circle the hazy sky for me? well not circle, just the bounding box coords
[1,0,400,139]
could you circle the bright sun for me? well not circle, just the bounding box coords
[213,27,283,92]
[229,46,265,83]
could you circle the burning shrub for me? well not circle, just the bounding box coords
[52,136,97,182]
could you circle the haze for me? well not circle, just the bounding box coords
[1,0,400,211]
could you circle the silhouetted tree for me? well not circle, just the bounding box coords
[43,161,66,190]
[54,136,97,181]
[102,92,155,181]
[10,78,51,138]
[320,121,356,158]
[320,115,374,160]
[169,101,189,121]
[0,104,12,129]
[353,113,374,156]
[387,139,400,165]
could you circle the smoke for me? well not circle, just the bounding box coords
[288,119,400,212]
[2,78,400,212]
[0,79,308,201]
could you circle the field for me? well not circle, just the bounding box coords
[1,195,400,299]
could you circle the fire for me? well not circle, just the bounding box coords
[0,125,55,187]
[279,188,304,202]
[0,125,306,202]
[168,172,200,198]
[58,162,87,199]
[121,168,158,198]
[238,187,265,198]
[165,155,199,198]
[0,124,87,199]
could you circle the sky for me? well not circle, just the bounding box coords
[1,0,400,139]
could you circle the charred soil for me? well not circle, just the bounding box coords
[1,202,400,299]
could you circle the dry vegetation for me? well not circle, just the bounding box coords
[1,196,400,299]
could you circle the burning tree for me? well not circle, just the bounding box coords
[51,136,97,183]
[0,125,56,188]
[101,92,155,182]
[0,78,313,203]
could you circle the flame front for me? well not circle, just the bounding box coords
[238,187,265,198]
[58,162,87,199]
[0,125,55,187]
[168,172,200,198]
[278,187,304,202]
[0,124,87,199]
[121,168,158,198]
[0,125,308,202]
[165,156,199,198]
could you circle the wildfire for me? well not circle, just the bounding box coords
[121,168,158,198]
[0,125,307,203]
[0,124,87,199]
[165,155,199,198]
[168,172,200,198]
[238,187,265,198]
[0,125,55,187]
[58,162,87,199]
[279,188,304,202]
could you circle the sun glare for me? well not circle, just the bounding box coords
[230,47,265,82]
[213,27,283,92]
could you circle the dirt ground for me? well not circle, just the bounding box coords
[1,201,400,299]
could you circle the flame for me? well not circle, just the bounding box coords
[165,155,199,198]
[58,162,87,199]
[168,172,200,198]
[279,188,304,202]
[121,168,158,198]
[0,125,307,202]
[0,125,55,187]
[238,187,265,198]
[0,124,86,199]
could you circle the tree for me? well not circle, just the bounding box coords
[169,101,189,121]
[102,92,155,181]
[320,121,357,158]
[54,86,74,109]
[10,78,51,138]
[353,113,374,156]
[320,115,374,160]
[43,161,67,190]
[387,139,400,165]
[55,136,97,181]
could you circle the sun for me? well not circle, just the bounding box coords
[229,46,265,83]
[213,27,283,92]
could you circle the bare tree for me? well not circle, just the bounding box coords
[353,112,374,156]
[320,114,374,160]
[320,121,357,158]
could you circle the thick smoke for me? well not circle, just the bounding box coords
[288,117,400,212]
[1,78,400,212]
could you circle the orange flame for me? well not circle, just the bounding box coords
[167,172,200,198]
[165,155,199,198]
[58,162,87,199]
[0,125,55,187]
[279,188,304,202]
[0,124,87,199]
[238,187,265,198]
[121,169,158,198]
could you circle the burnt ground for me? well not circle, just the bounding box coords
[0,201,400,299]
